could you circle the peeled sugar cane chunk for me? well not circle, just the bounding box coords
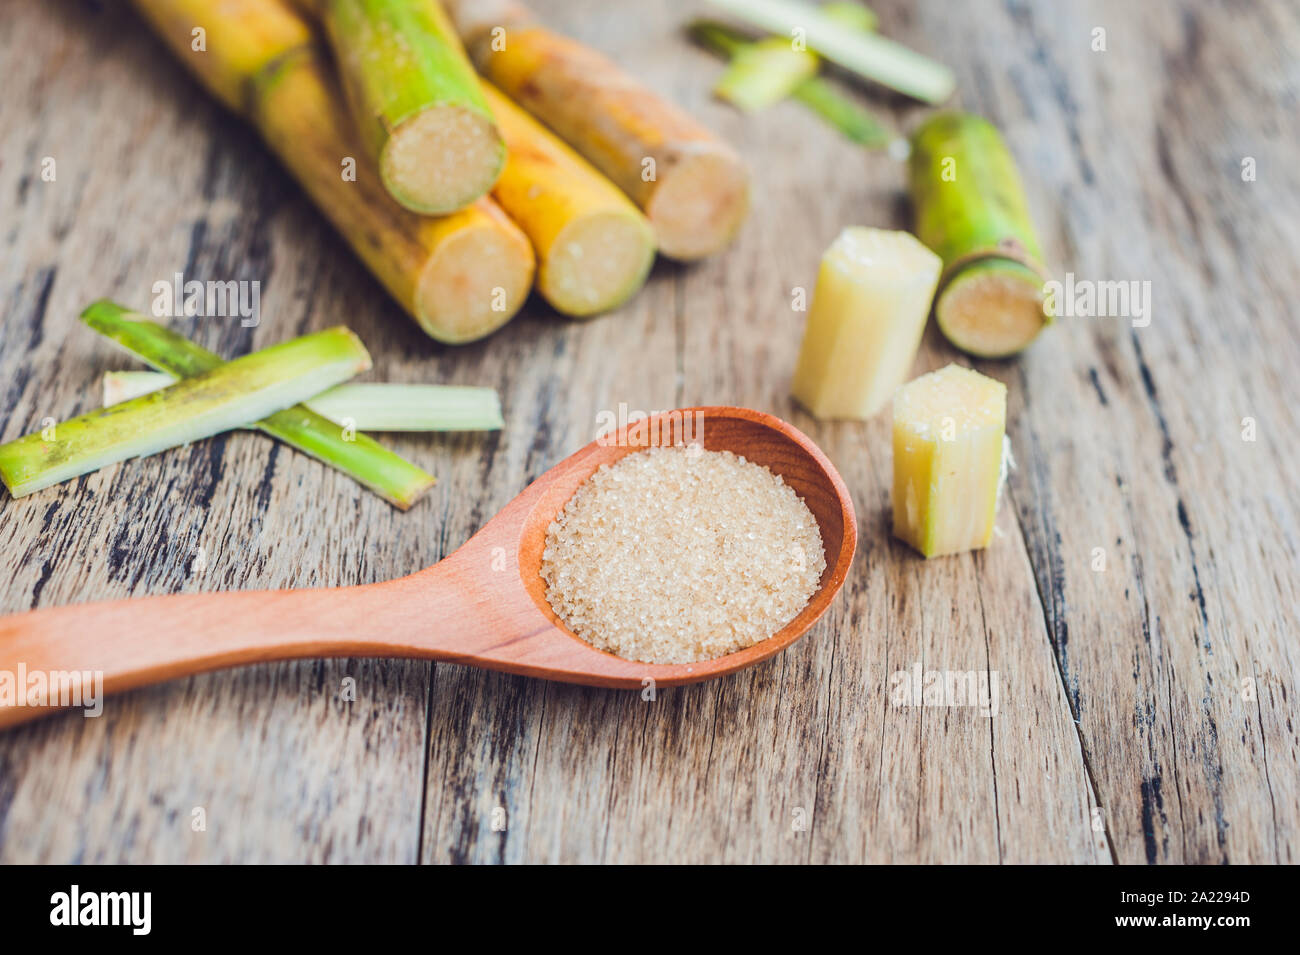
[892,364,1008,558]
[791,227,942,420]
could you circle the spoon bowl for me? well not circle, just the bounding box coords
[0,407,856,728]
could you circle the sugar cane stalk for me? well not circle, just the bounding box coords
[704,0,954,105]
[482,84,656,317]
[689,19,891,147]
[713,37,819,113]
[131,0,313,113]
[82,302,437,508]
[104,371,503,433]
[133,0,535,344]
[443,0,750,262]
[0,325,371,499]
[708,2,879,114]
[252,48,535,343]
[313,0,505,214]
[908,112,1051,358]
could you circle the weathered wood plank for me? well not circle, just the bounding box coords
[919,0,1300,864]
[0,0,1294,865]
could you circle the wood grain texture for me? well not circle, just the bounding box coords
[0,0,1295,864]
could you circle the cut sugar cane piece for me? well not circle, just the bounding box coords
[444,0,749,261]
[253,50,535,343]
[711,0,879,113]
[714,37,819,113]
[315,0,505,213]
[892,364,1007,558]
[305,384,503,431]
[908,112,1051,358]
[83,303,434,509]
[705,0,954,104]
[789,76,891,147]
[0,327,370,499]
[104,371,503,433]
[482,83,656,317]
[133,0,534,344]
[689,20,891,147]
[791,227,942,420]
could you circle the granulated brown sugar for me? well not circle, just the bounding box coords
[541,445,826,664]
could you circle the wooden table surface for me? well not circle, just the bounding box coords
[1,0,1296,864]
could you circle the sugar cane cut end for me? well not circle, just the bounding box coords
[936,259,1050,359]
[382,105,505,214]
[542,212,657,317]
[646,147,751,261]
[417,211,535,344]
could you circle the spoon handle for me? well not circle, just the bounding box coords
[0,579,420,729]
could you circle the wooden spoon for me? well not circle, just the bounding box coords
[0,407,856,729]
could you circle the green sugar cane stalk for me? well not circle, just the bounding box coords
[908,112,1052,358]
[317,0,505,213]
[79,302,436,508]
[104,372,504,432]
[0,319,374,499]
[704,0,954,104]
[689,19,891,147]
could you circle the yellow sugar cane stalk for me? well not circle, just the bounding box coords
[132,0,313,113]
[253,49,534,343]
[443,0,750,261]
[482,84,656,317]
[311,0,506,214]
[132,0,535,344]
